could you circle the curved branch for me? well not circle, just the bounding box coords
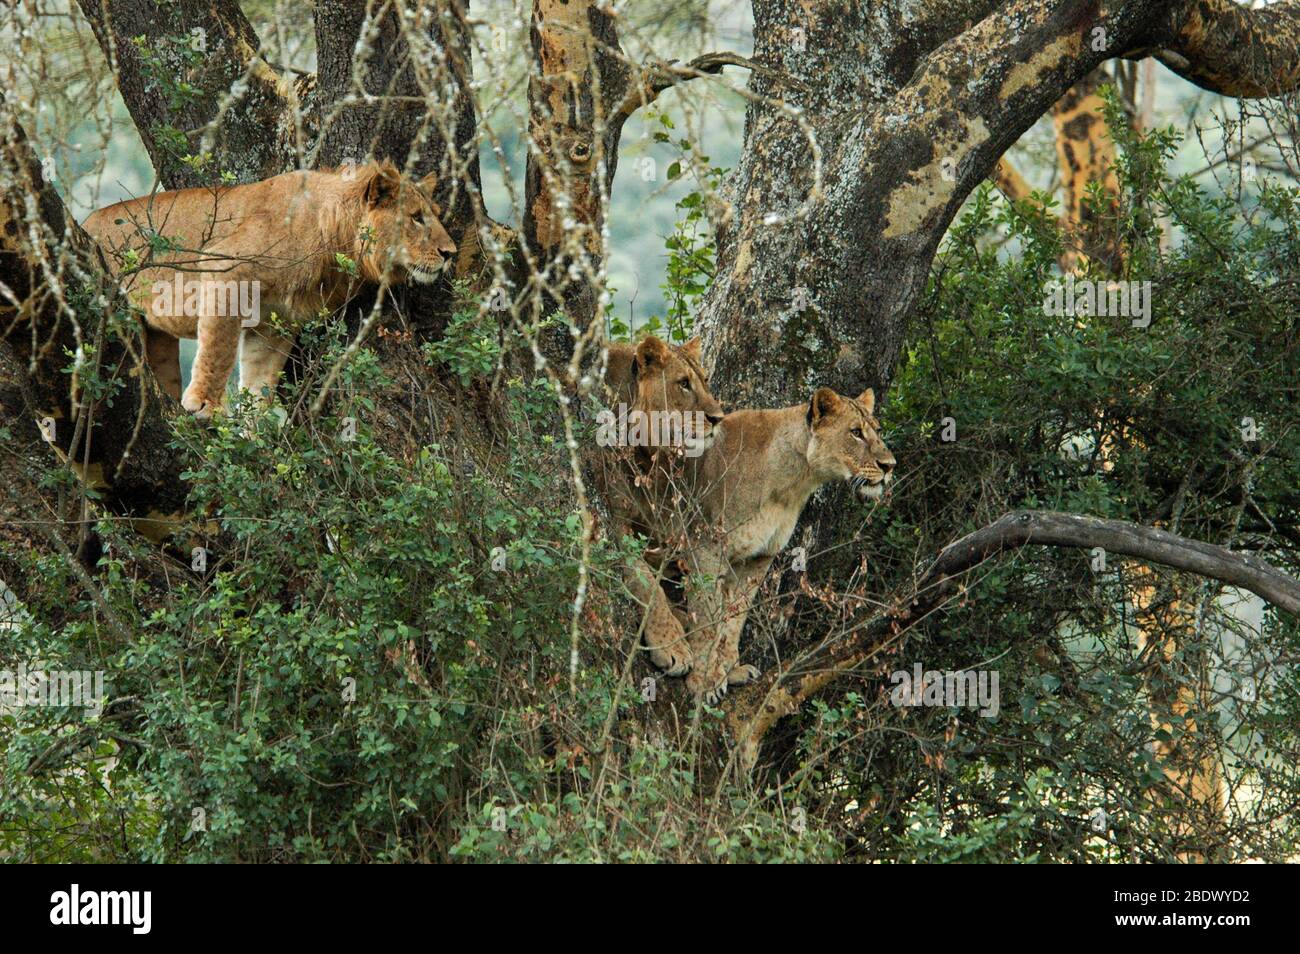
[726,510,1300,759]
[614,52,798,121]
[928,511,1300,614]
[1148,0,1300,97]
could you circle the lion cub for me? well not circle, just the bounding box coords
[679,387,896,703]
[591,335,723,675]
[83,161,456,418]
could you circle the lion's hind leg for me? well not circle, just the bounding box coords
[144,325,182,400]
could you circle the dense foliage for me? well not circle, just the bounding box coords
[3,107,1298,862]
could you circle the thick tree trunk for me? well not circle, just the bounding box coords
[1051,67,1123,272]
[314,0,482,222]
[75,0,306,187]
[701,0,1167,408]
[312,0,498,355]
[0,115,185,512]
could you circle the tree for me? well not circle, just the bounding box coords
[3,0,1299,862]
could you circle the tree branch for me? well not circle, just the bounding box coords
[613,52,776,120]
[928,511,1300,614]
[725,510,1300,760]
[1146,0,1300,97]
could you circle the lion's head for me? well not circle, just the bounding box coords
[347,161,457,284]
[805,386,896,502]
[629,335,724,455]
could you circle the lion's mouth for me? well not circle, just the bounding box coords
[681,423,722,454]
[682,422,720,458]
[408,261,448,284]
[852,473,889,503]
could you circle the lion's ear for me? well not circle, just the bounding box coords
[807,387,841,427]
[363,162,402,208]
[635,335,671,372]
[857,387,875,414]
[681,337,702,362]
[417,170,439,196]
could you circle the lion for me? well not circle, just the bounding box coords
[674,386,896,703]
[82,161,456,418]
[591,334,724,676]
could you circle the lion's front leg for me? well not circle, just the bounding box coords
[182,313,240,419]
[625,554,693,676]
[682,545,736,704]
[721,559,770,687]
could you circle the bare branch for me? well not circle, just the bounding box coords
[726,510,1300,758]
[613,52,783,120]
[927,511,1300,614]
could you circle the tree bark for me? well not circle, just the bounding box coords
[314,0,482,220]
[75,0,305,187]
[1145,0,1300,98]
[0,115,187,526]
[1051,67,1123,272]
[523,0,638,360]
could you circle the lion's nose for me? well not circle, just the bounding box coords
[706,411,724,426]
[879,454,896,476]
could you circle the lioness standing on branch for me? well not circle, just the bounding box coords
[679,387,896,703]
[83,161,456,418]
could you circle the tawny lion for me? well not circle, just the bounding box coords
[83,161,456,418]
[592,335,724,675]
[675,386,896,703]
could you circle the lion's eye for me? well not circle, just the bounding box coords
[678,378,692,391]
[412,211,425,225]
[851,428,865,441]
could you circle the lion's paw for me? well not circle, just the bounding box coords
[727,663,761,686]
[648,641,693,677]
[687,666,729,706]
[181,387,221,421]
